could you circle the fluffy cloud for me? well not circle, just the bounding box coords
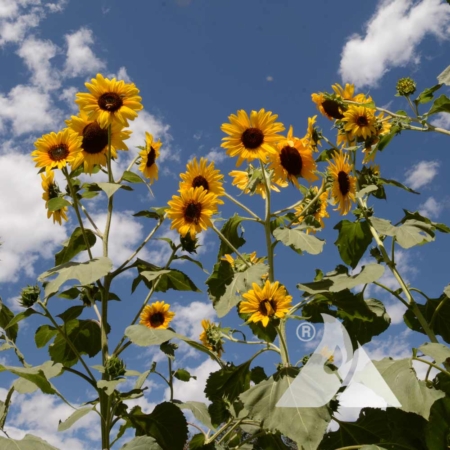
[172,301,216,340]
[419,196,443,218]
[404,160,439,190]
[205,148,226,164]
[339,0,450,87]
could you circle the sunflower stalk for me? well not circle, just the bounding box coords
[211,223,251,268]
[223,191,262,222]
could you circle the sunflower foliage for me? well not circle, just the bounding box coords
[1,67,450,450]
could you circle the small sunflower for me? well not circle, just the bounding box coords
[239,280,292,327]
[304,115,321,151]
[66,111,131,174]
[229,169,287,198]
[295,187,329,232]
[167,187,218,238]
[342,105,377,140]
[199,319,224,357]
[362,113,392,164]
[140,301,175,329]
[269,126,318,188]
[41,171,68,225]
[221,109,285,166]
[179,158,225,202]
[32,128,82,173]
[75,74,143,129]
[138,132,162,183]
[331,83,356,100]
[328,151,357,215]
[311,92,344,120]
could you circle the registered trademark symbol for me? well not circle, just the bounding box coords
[296,322,316,342]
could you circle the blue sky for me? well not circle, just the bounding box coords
[0,0,450,448]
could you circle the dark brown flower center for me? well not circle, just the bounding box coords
[259,299,276,316]
[338,171,350,195]
[150,312,164,327]
[356,115,368,127]
[280,146,303,176]
[184,201,202,224]
[48,144,69,161]
[192,175,209,191]
[321,99,344,120]
[82,122,108,154]
[241,127,264,150]
[48,183,59,199]
[146,147,156,167]
[98,92,123,112]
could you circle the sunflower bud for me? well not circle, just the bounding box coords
[180,233,198,254]
[105,356,126,379]
[19,285,40,308]
[396,77,416,96]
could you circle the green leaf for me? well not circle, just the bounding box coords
[250,366,267,385]
[97,379,125,395]
[401,209,450,234]
[0,364,58,395]
[255,433,290,449]
[239,367,331,449]
[414,84,442,104]
[425,397,450,450]
[178,401,214,430]
[35,325,58,348]
[379,177,420,195]
[315,148,336,162]
[55,227,96,266]
[58,406,94,432]
[13,361,63,394]
[125,326,176,347]
[395,220,435,249]
[173,368,195,382]
[273,227,325,255]
[5,308,39,330]
[133,210,162,220]
[120,436,162,450]
[0,300,18,342]
[356,185,378,198]
[122,170,145,183]
[97,182,125,198]
[47,197,71,212]
[140,268,201,293]
[375,125,400,152]
[438,64,450,85]
[427,94,450,116]
[57,287,81,300]
[419,342,450,365]
[39,257,113,299]
[217,215,246,258]
[0,434,60,450]
[334,220,372,268]
[57,305,84,322]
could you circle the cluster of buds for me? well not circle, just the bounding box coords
[396,77,416,97]
[105,356,127,379]
[19,285,40,308]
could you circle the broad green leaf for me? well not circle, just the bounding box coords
[250,366,267,384]
[39,257,113,299]
[356,185,378,198]
[141,268,200,293]
[273,227,325,255]
[188,433,214,449]
[438,65,450,85]
[445,284,450,298]
[217,215,246,258]
[374,358,444,419]
[315,148,335,162]
[370,217,396,236]
[414,84,442,104]
[140,270,171,282]
[13,361,63,394]
[5,308,39,330]
[334,220,372,268]
[97,182,125,198]
[375,125,400,152]
[57,305,84,322]
[427,94,450,116]
[47,197,71,212]
[133,210,162,220]
[122,170,145,183]
[178,401,214,430]
[419,342,450,365]
[0,300,18,342]
[35,325,58,348]
[0,364,58,395]
[401,209,450,234]
[125,326,176,346]
[395,220,435,249]
[120,436,162,450]
[98,379,126,395]
[0,434,59,450]
[254,433,290,449]
[57,287,81,299]
[425,397,450,450]
[58,406,94,432]
[239,368,331,449]
[55,227,96,266]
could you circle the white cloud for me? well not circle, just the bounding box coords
[0,153,67,283]
[339,0,450,87]
[172,301,216,340]
[404,160,439,190]
[64,27,105,78]
[108,66,132,83]
[419,196,443,218]
[431,112,450,129]
[59,86,78,112]
[205,148,226,164]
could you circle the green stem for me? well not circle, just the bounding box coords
[430,295,449,329]
[205,418,234,444]
[276,325,290,366]
[168,357,174,402]
[221,333,281,353]
[373,282,409,308]
[79,201,103,238]
[216,419,244,446]
[413,357,450,377]
[224,192,262,222]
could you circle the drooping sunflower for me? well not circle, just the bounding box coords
[66,111,131,174]
[362,113,392,164]
[139,301,175,329]
[199,319,224,357]
[269,126,318,188]
[75,74,143,129]
[295,187,329,232]
[138,132,162,183]
[229,169,287,198]
[41,171,68,225]
[167,187,218,238]
[311,92,344,120]
[179,158,225,203]
[32,128,82,173]
[342,105,377,140]
[221,109,285,166]
[239,280,292,327]
[328,151,357,215]
[304,115,321,151]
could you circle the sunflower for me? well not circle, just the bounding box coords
[221,109,285,166]
[199,319,224,357]
[229,169,287,198]
[138,132,162,183]
[179,158,225,203]
[328,151,357,215]
[75,74,143,129]
[362,113,392,164]
[139,301,175,329]
[41,171,68,225]
[295,187,329,232]
[32,128,82,173]
[342,105,377,140]
[239,280,292,327]
[269,126,318,188]
[311,92,344,120]
[167,187,218,238]
[66,111,131,174]
[331,83,356,100]
[304,115,321,151]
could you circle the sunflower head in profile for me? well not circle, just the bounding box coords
[342,105,377,140]
[311,92,344,120]
[75,74,143,129]
[66,111,131,174]
[41,171,68,225]
[32,128,82,173]
[199,319,224,357]
[167,187,218,238]
[328,151,357,215]
[239,280,292,327]
[140,301,175,329]
[269,126,318,188]
[138,132,162,184]
[362,113,392,164]
[229,167,287,199]
[304,115,321,151]
[221,109,285,166]
[295,187,329,232]
[179,158,225,205]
